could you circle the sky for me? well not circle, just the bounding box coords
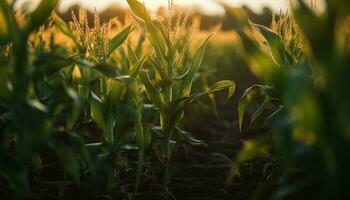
[17,0,289,14]
[59,0,289,14]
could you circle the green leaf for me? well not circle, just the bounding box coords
[0,0,21,45]
[151,126,164,138]
[198,76,219,118]
[127,44,138,64]
[90,92,104,125]
[55,145,80,183]
[176,127,205,146]
[177,80,236,105]
[94,63,118,77]
[253,23,286,66]
[139,70,166,110]
[144,24,168,71]
[113,75,135,85]
[134,108,144,191]
[0,6,8,35]
[153,21,172,47]
[238,85,276,132]
[127,0,167,66]
[90,92,115,143]
[239,86,256,132]
[52,12,75,40]
[250,96,271,125]
[237,140,269,164]
[107,81,123,105]
[143,124,152,146]
[108,25,133,56]
[127,0,152,23]
[25,0,59,33]
[178,34,213,98]
[49,131,87,183]
[266,105,284,121]
[171,80,235,124]
[33,53,77,81]
[129,54,148,77]
[65,86,82,130]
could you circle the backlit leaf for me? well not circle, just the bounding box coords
[108,25,133,56]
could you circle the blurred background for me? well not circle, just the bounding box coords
[17,0,289,14]
[15,0,288,31]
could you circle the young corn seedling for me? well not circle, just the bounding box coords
[127,0,235,185]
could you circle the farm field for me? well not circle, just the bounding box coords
[1,0,350,199]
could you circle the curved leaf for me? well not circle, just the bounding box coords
[127,0,152,23]
[90,92,115,143]
[0,0,21,45]
[178,34,214,98]
[139,70,166,110]
[238,84,276,132]
[253,23,286,66]
[127,0,167,65]
[52,12,75,40]
[108,25,133,56]
[250,96,271,125]
[177,80,236,105]
[176,127,205,146]
[129,54,148,77]
[25,0,59,33]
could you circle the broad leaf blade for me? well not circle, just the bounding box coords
[253,23,286,66]
[108,25,133,56]
[139,70,166,110]
[127,0,152,23]
[178,34,213,98]
[129,54,148,77]
[90,92,115,143]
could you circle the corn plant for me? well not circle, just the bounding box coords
[127,0,235,185]
[0,1,149,197]
[236,10,305,132]
[52,8,151,191]
[0,0,59,198]
[225,0,350,199]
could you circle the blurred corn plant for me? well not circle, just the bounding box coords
[238,10,305,132]
[0,1,149,198]
[224,0,350,199]
[127,0,235,185]
[0,0,59,198]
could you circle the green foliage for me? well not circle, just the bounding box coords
[0,1,236,198]
[225,0,350,199]
[127,0,235,185]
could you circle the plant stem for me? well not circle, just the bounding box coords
[161,113,174,185]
